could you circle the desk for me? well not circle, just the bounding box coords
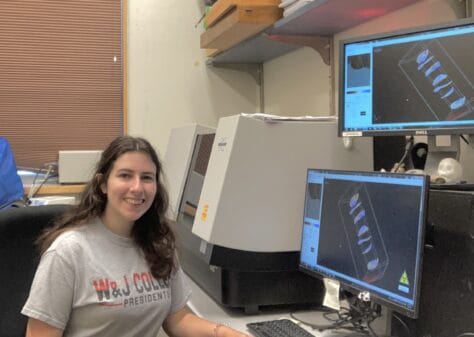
[20,170,85,197]
[23,184,84,205]
[23,184,85,196]
[184,274,390,337]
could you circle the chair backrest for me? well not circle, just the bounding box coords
[0,205,70,337]
[0,137,24,209]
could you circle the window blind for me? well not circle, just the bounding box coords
[0,0,124,169]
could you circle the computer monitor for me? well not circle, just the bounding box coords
[339,17,474,137]
[338,17,474,178]
[299,169,429,319]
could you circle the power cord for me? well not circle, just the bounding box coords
[26,162,58,201]
[292,306,471,337]
[392,136,415,173]
[289,310,335,330]
[391,312,412,337]
[290,300,382,336]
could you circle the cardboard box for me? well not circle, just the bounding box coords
[200,3,282,52]
[204,0,281,28]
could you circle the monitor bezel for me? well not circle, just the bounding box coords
[298,168,430,319]
[338,17,474,137]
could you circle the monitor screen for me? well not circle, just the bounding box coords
[299,169,429,318]
[339,18,474,137]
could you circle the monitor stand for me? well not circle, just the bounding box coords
[423,135,461,178]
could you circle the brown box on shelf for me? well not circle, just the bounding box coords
[205,48,221,57]
[200,3,282,53]
[204,0,281,28]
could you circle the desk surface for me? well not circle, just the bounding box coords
[185,274,389,337]
[20,171,85,196]
[185,273,319,334]
[23,184,85,196]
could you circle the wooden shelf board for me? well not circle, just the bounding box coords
[208,0,422,64]
[270,0,421,35]
[210,33,299,64]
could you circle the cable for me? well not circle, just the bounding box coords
[27,164,56,201]
[290,307,365,333]
[392,136,414,173]
[292,305,471,337]
[27,168,43,200]
[289,310,337,330]
[460,134,469,145]
[290,298,387,336]
[366,321,379,337]
[29,170,53,199]
[391,313,412,337]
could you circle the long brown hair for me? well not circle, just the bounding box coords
[37,136,176,279]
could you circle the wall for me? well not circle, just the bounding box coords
[264,46,331,117]
[126,0,259,156]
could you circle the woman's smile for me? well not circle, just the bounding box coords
[100,151,157,236]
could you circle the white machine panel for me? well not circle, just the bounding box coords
[58,150,102,184]
[163,123,215,221]
[191,115,373,253]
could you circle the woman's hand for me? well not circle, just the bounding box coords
[163,306,252,337]
[214,324,253,337]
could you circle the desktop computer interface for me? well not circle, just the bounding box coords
[299,169,429,335]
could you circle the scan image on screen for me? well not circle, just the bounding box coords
[299,169,428,318]
[398,39,474,121]
[340,18,474,135]
[346,54,371,88]
[371,35,474,124]
[337,182,389,284]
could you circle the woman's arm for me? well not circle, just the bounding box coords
[163,306,251,337]
[25,318,63,337]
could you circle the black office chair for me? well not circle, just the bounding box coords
[0,205,70,337]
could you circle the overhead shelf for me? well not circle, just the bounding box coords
[208,0,421,65]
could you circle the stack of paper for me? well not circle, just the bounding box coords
[240,112,337,123]
[278,0,314,17]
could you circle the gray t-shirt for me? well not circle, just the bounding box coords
[22,218,191,337]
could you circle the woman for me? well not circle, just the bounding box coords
[22,136,250,337]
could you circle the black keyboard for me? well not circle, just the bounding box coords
[247,319,315,337]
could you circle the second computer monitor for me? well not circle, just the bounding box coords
[299,169,429,318]
[339,17,474,136]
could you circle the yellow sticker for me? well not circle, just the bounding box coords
[201,204,209,221]
[399,271,409,286]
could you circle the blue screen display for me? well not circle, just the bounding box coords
[340,18,474,136]
[299,169,428,318]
